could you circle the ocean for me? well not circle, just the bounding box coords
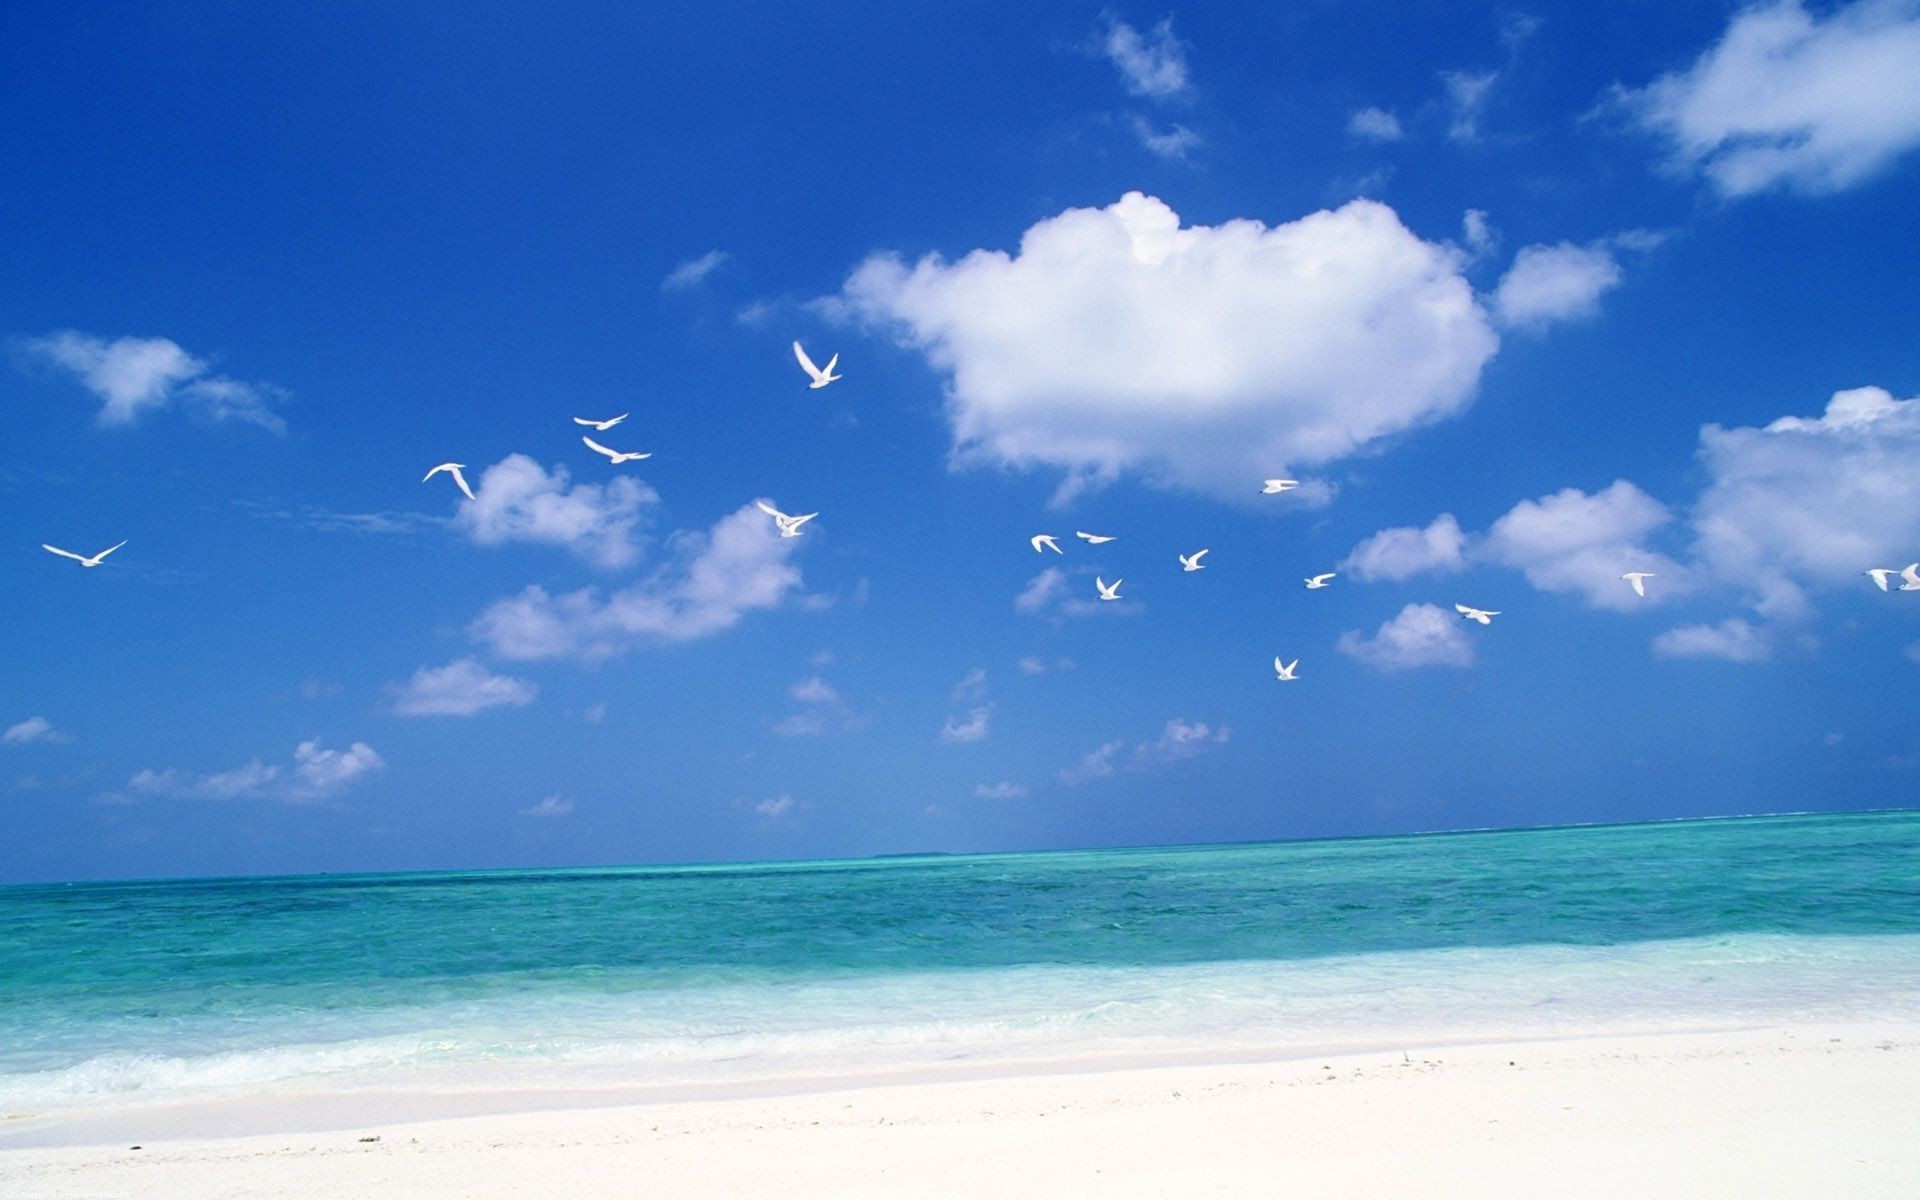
[2,810,1917,1122]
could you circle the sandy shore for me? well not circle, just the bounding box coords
[4,1023,1917,1198]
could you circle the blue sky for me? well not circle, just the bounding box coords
[4,1,1918,884]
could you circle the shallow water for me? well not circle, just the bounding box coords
[3,810,1917,1113]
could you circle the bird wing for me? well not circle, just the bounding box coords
[1274,657,1285,673]
[786,513,817,529]
[1629,576,1646,596]
[1191,549,1209,564]
[793,341,823,381]
[756,500,788,521]
[821,353,839,377]
[581,436,618,459]
[94,540,128,560]
[1904,563,1920,583]
[606,412,628,427]
[572,417,597,426]
[450,467,476,501]
[1312,573,1334,585]
[42,544,88,563]
[1455,604,1474,615]
[423,463,460,482]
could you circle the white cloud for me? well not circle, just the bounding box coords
[938,706,992,744]
[470,502,809,661]
[832,192,1498,502]
[1018,655,1073,675]
[522,794,574,818]
[1341,514,1468,581]
[453,454,655,569]
[974,780,1030,800]
[950,667,989,703]
[1016,568,1069,613]
[1906,640,1920,666]
[1130,116,1202,159]
[756,794,795,819]
[582,702,607,723]
[1348,106,1404,141]
[1100,15,1191,99]
[1135,718,1229,763]
[1493,242,1624,328]
[3,716,68,746]
[1443,69,1498,141]
[1653,617,1773,663]
[662,250,729,291]
[1690,386,1920,613]
[789,676,839,705]
[1480,481,1690,611]
[1338,603,1477,672]
[127,739,384,803]
[388,658,538,717]
[1462,210,1497,259]
[1616,0,1920,197]
[22,331,286,432]
[1057,739,1124,785]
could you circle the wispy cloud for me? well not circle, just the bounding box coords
[1653,617,1772,663]
[1129,115,1202,159]
[472,502,812,661]
[522,794,574,818]
[662,250,730,291]
[1058,718,1229,785]
[387,658,538,717]
[3,716,69,746]
[756,793,796,819]
[1099,14,1191,99]
[19,331,288,433]
[122,739,384,804]
[1347,106,1404,141]
[1442,69,1497,142]
[974,780,1029,800]
[938,706,993,744]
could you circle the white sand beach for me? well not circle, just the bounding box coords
[5,1022,1917,1198]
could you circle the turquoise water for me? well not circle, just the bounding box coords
[2,811,1918,1116]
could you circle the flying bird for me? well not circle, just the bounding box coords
[1902,563,1920,592]
[1456,604,1501,625]
[1179,550,1209,572]
[793,341,841,389]
[582,436,652,464]
[1304,573,1336,589]
[42,540,126,568]
[1031,534,1063,555]
[756,500,817,538]
[1262,479,1299,494]
[1622,572,1656,598]
[424,462,476,501]
[572,413,628,431]
[1866,568,1897,591]
[1095,577,1123,601]
[1076,531,1116,544]
[1273,657,1299,682]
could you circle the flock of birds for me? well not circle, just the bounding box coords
[38,337,1920,686]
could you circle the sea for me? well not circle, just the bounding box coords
[2,810,1917,1124]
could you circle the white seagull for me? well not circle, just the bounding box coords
[42,540,126,568]
[1031,534,1063,555]
[1866,568,1898,592]
[1076,531,1116,544]
[572,413,628,431]
[582,436,652,464]
[1456,603,1501,626]
[424,462,476,501]
[756,500,817,538]
[1304,573,1336,589]
[1179,550,1209,572]
[1622,572,1656,598]
[1273,657,1299,682]
[1901,563,1920,592]
[1262,479,1299,494]
[1095,577,1123,601]
[793,341,841,389]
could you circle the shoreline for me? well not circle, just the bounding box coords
[5,1021,1918,1197]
